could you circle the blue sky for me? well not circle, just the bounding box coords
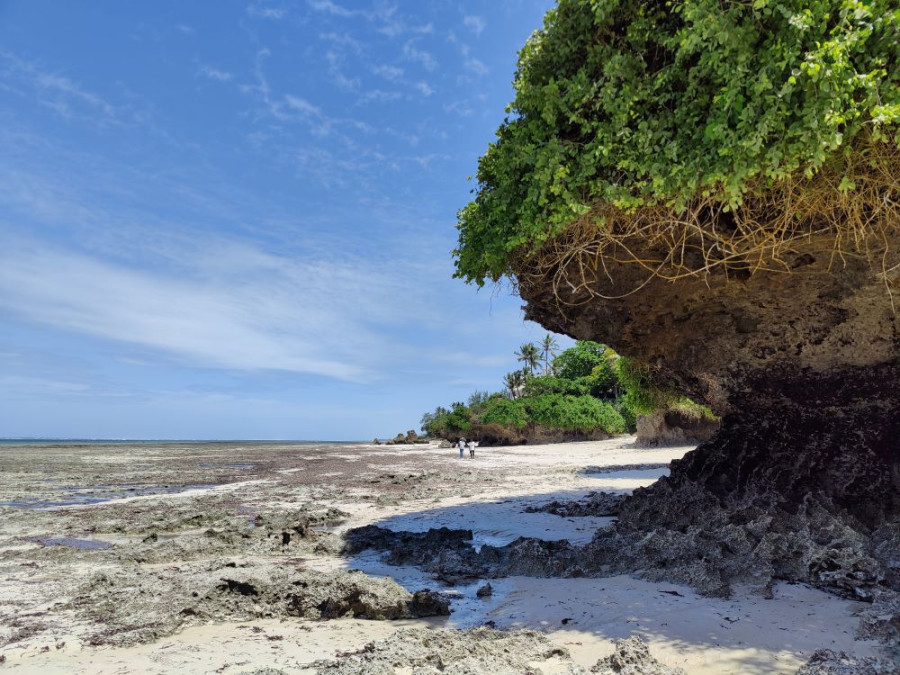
[0,0,568,440]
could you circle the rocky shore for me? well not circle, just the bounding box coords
[0,439,895,673]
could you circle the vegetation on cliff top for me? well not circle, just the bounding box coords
[455,0,900,286]
[421,338,713,444]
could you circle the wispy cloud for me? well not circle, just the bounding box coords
[326,50,361,92]
[464,57,489,77]
[402,41,437,71]
[372,64,404,81]
[1,52,119,122]
[357,89,402,104]
[247,3,287,20]
[416,81,434,97]
[198,65,233,82]
[0,238,433,382]
[307,2,431,39]
[463,15,486,37]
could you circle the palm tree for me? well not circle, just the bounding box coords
[504,370,526,399]
[540,334,559,375]
[515,343,541,377]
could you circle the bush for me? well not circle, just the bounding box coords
[526,394,625,433]
[421,403,472,437]
[455,0,900,285]
[479,398,530,429]
[522,375,590,398]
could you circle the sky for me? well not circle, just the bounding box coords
[0,0,569,440]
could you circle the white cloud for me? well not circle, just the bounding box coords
[0,239,434,383]
[284,94,321,116]
[464,58,489,77]
[463,15,486,37]
[402,41,437,72]
[326,50,360,92]
[307,0,356,17]
[199,65,233,82]
[444,100,473,117]
[416,81,434,97]
[372,64,404,81]
[320,32,364,54]
[1,52,118,122]
[247,4,287,19]
[357,89,403,104]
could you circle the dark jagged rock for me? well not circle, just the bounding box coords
[515,232,900,597]
[408,590,451,617]
[524,491,625,518]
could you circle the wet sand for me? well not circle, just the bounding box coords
[0,438,885,673]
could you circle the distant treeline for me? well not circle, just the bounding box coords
[421,338,712,445]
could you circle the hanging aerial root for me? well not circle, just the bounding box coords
[513,140,900,310]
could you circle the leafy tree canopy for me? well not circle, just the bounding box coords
[455,0,900,284]
[552,340,609,379]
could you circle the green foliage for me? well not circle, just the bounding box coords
[515,342,542,376]
[523,375,590,398]
[479,397,531,429]
[504,369,528,399]
[420,402,472,437]
[455,0,900,284]
[526,394,626,433]
[421,340,713,441]
[616,357,669,416]
[615,357,719,423]
[552,341,609,380]
[467,390,492,409]
[539,334,560,374]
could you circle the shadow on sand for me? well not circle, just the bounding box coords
[342,473,877,673]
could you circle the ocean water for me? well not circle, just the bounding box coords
[0,438,360,447]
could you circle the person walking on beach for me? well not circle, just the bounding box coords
[458,437,466,459]
[468,439,478,459]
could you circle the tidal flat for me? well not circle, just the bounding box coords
[0,439,889,674]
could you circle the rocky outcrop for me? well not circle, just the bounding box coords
[515,231,900,596]
[591,637,686,675]
[75,562,449,646]
[635,408,719,447]
[312,627,570,675]
[795,650,893,675]
[524,491,625,517]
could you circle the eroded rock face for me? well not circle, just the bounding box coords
[517,233,900,596]
[635,409,720,447]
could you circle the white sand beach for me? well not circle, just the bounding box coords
[0,438,885,673]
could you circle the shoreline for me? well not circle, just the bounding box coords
[0,437,887,673]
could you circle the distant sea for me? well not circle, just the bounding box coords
[0,438,361,447]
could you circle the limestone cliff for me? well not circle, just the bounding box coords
[517,230,900,597]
